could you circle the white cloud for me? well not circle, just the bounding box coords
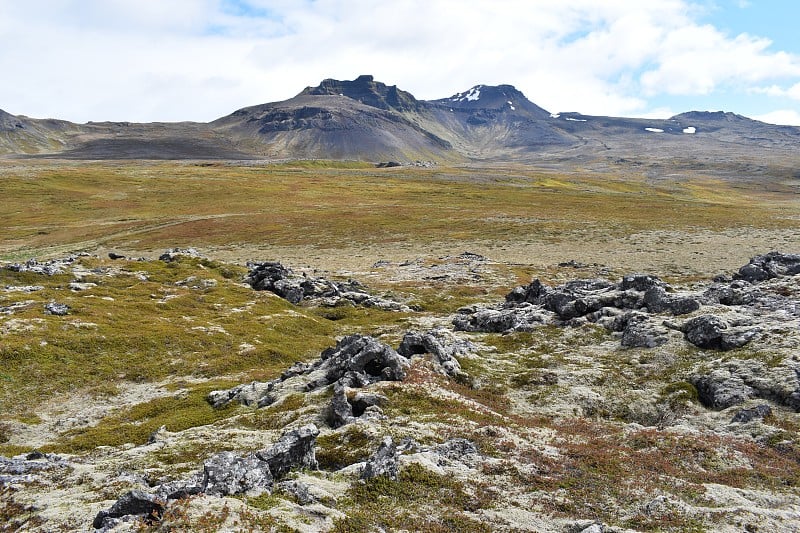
[0,0,798,122]
[749,83,800,100]
[752,109,800,126]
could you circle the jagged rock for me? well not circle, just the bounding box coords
[158,248,204,262]
[361,436,398,480]
[44,302,70,315]
[620,273,666,292]
[350,391,388,416]
[7,255,79,276]
[691,371,756,410]
[620,314,669,348]
[453,304,550,333]
[207,380,277,408]
[735,252,800,282]
[397,329,472,377]
[505,278,549,305]
[731,404,772,423]
[643,286,699,315]
[246,261,408,310]
[276,480,314,505]
[435,438,479,461]
[0,453,70,484]
[108,252,125,260]
[92,490,164,529]
[691,360,800,411]
[704,280,759,306]
[317,335,409,386]
[256,424,319,479]
[376,161,402,168]
[202,452,273,497]
[681,315,758,350]
[327,381,355,428]
[153,472,204,501]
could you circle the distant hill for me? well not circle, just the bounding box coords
[2,75,799,175]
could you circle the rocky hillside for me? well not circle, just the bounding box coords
[1,249,799,531]
[2,76,799,172]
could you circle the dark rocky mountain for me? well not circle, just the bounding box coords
[1,76,799,172]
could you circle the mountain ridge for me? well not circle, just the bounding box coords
[2,75,799,172]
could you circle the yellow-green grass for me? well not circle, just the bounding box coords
[0,161,797,261]
[0,255,410,424]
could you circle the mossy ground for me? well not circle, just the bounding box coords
[0,160,799,531]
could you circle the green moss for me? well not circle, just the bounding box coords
[316,426,377,471]
[332,464,492,532]
[47,385,241,453]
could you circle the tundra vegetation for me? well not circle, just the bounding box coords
[1,159,799,532]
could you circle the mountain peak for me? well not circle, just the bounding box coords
[300,75,420,112]
[432,84,550,118]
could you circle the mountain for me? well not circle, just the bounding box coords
[1,76,799,174]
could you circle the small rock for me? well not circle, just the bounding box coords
[44,302,70,316]
[202,452,273,497]
[361,436,398,480]
[256,424,319,479]
[92,490,164,529]
[731,404,772,423]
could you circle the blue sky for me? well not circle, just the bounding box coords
[1,0,799,125]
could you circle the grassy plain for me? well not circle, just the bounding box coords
[1,160,798,274]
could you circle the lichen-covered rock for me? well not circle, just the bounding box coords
[327,381,355,428]
[691,370,755,410]
[681,315,758,350]
[735,252,800,282]
[691,360,800,411]
[202,452,273,497]
[620,314,669,348]
[256,424,319,479]
[92,490,164,529]
[731,404,772,423]
[318,335,409,385]
[453,305,550,333]
[44,302,70,316]
[207,380,277,408]
[245,261,409,310]
[397,329,472,377]
[643,286,699,315]
[361,436,398,480]
[158,248,204,262]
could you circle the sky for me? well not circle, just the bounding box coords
[2,0,800,125]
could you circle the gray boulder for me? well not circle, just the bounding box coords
[276,480,314,505]
[256,424,319,479]
[202,452,273,497]
[327,381,355,428]
[397,329,471,378]
[681,315,758,350]
[731,404,772,423]
[643,286,699,315]
[620,314,669,348]
[735,252,800,282]
[317,335,409,386]
[620,273,666,292]
[453,305,550,333]
[158,248,203,262]
[361,436,399,480]
[44,302,70,316]
[92,490,164,529]
[691,371,755,410]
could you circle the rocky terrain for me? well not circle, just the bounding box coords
[2,75,799,180]
[1,248,799,532]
